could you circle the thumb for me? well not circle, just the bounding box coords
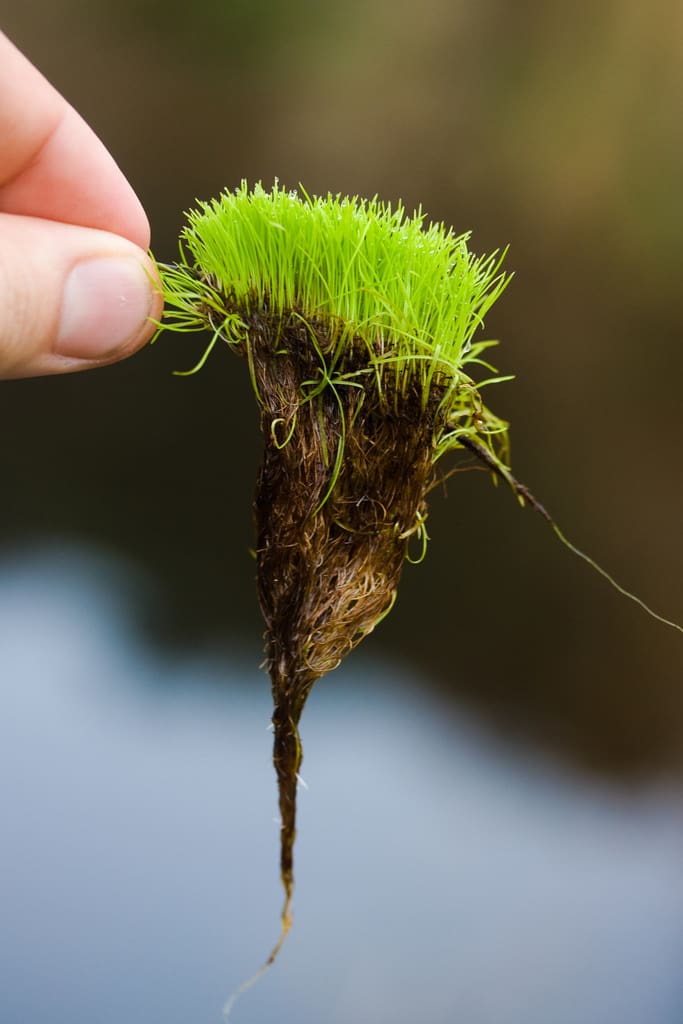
[0,212,162,379]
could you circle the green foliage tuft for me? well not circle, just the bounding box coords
[154,179,513,467]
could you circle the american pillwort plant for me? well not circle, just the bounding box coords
[152,180,682,994]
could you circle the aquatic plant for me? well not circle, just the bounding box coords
[153,181,681,985]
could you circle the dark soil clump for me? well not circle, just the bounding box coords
[247,311,447,920]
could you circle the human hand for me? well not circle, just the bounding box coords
[0,31,162,379]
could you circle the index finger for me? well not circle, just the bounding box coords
[0,32,149,248]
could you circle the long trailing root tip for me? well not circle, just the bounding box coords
[223,699,301,1019]
[459,434,683,636]
[222,891,294,1021]
[549,522,683,635]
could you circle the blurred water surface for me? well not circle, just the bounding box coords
[1,548,682,1024]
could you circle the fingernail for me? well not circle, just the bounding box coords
[56,256,154,360]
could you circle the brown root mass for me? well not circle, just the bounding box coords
[245,310,446,925]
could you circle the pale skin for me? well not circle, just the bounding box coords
[0,31,163,379]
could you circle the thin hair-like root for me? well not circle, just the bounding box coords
[459,434,683,634]
[222,895,293,1020]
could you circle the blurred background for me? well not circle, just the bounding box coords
[1,2,682,1022]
